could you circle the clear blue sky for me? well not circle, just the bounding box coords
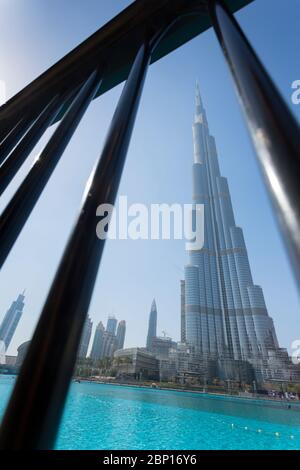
[0,0,299,355]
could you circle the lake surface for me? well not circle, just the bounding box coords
[1,375,300,449]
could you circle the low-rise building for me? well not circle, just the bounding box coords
[150,336,177,360]
[251,348,300,384]
[114,347,159,380]
[16,340,30,367]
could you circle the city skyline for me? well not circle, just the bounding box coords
[89,316,127,361]
[1,0,300,455]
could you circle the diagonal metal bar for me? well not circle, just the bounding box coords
[0,115,36,166]
[0,95,63,197]
[208,0,300,288]
[0,23,174,450]
[0,69,102,269]
[0,0,253,132]
[0,120,23,145]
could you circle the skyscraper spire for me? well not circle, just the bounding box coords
[192,82,206,164]
[195,80,203,116]
[195,80,208,126]
[146,299,157,350]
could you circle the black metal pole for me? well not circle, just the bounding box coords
[0,69,102,269]
[0,25,171,449]
[0,115,35,165]
[0,120,23,145]
[208,0,300,287]
[0,95,63,196]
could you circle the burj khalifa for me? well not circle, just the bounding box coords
[184,84,280,365]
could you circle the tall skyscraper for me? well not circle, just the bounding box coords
[106,316,117,335]
[78,315,93,358]
[90,321,105,361]
[180,280,186,343]
[146,299,157,350]
[116,320,126,350]
[0,292,25,350]
[184,84,280,366]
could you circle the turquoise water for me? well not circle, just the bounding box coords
[1,375,300,449]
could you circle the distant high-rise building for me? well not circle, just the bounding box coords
[180,280,186,343]
[146,299,157,350]
[101,331,116,358]
[90,321,105,361]
[78,315,93,358]
[106,316,117,335]
[90,316,126,360]
[116,320,126,350]
[0,292,25,350]
[184,84,285,379]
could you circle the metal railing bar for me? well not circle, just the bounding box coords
[0,69,103,270]
[0,119,24,146]
[0,1,252,130]
[0,95,63,197]
[0,115,36,166]
[0,22,176,450]
[208,0,300,288]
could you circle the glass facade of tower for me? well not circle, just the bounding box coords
[185,85,279,362]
